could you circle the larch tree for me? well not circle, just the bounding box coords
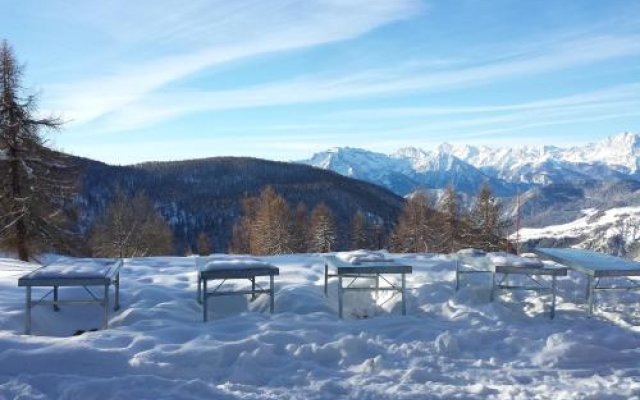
[390,191,435,253]
[252,186,293,255]
[308,203,337,253]
[89,190,174,258]
[291,202,309,253]
[196,231,212,255]
[350,211,369,250]
[228,195,257,254]
[229,222,249,254]
[468,183,509,251]
[370,221,386,250]
[0,40,78,260]
[436,185,466,253]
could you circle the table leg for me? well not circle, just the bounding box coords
[338,276,343,319]
[269,275,275,313]
[550,275,557,320]
[324,262,328,297]
[25,287,32,335]
[587,276,596,317]
[490,272,496,302]
[401,273,407,315]
[203,279,208,322]
[585,275,591,300]
[455,258,460,291]
[375,274,380,300]
[197,272,202,304]
[252,277,257,301]
[103,283,110,329]
[53,285,59,311]
[114,273,120,311]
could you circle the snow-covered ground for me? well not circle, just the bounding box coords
[518,206,640,242]
[1,253,640,399]
[517,207,640,259]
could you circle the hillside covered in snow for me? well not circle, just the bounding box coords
[518,206,640,259]
[1,253,640,398]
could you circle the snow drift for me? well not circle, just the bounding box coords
[0,253,639,399]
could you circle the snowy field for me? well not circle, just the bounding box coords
[1,253,640,399]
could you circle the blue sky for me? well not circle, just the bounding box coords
[3,0,640,164]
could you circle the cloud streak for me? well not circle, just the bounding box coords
[43,0,423,125]
[336,83,640,119]
[89,32,640,133]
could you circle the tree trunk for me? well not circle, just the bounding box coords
[9,150,29,261]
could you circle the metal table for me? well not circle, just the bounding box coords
[455,249,490,291]
[459,252,567,319]
[324,255,412,318]
[18,258,123,334]
[535,247,640,316]
[196,256,279,322]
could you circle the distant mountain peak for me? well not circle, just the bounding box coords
[599,132,640,155]
[392,146,424,159]
[436,142,454,154]
[606,131,638,144]
[301,144,511,196]
[299,132,640,196]
[561,131,640,173]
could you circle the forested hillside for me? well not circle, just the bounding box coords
[74,156,405,253]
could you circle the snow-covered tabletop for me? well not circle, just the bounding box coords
[458,251,547,271]
[487,252,544,268]
[18,258,122,285]
[456,248,486,257]
[326,255,411,274]
[197,256,279,275]
[536,247,640,277]
[338,250,393,264]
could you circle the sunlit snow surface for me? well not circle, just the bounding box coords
[1,253,640,399]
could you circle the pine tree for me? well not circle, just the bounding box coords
[350,211,369,250]
[196,231,212,255]
[89,190,174,257]
[0,40,78,260]
[468,183,509,251]
[390,191,436,253]
[308,203,337,253]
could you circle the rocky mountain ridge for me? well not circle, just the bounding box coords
[300,132,640,195]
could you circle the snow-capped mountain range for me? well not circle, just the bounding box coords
[300,132,640,196]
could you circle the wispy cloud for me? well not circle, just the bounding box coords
[336,83,640,119]
[43,0,423,125]
[88,32,640,133]
[326,85,640,141]
[175,83,640,151]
